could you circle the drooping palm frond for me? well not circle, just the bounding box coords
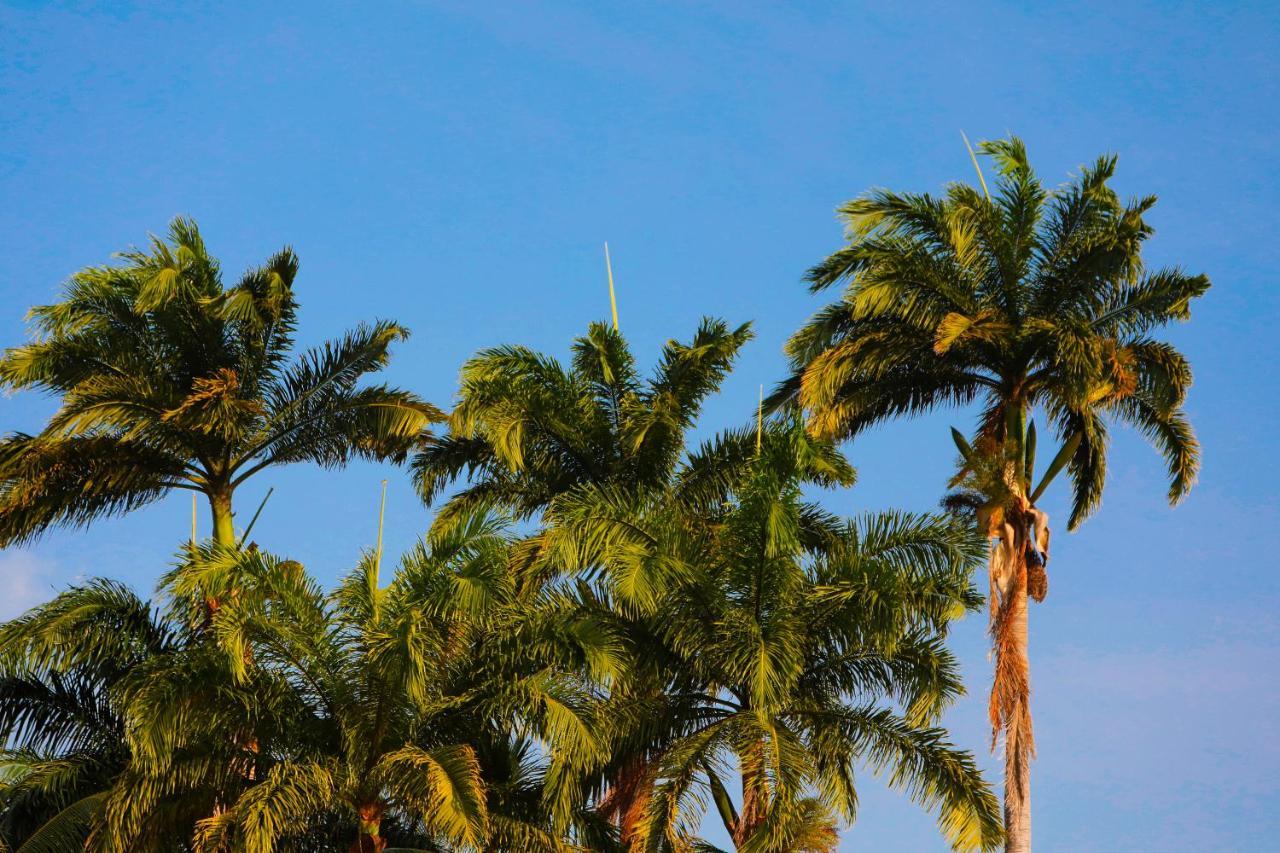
[789,705,1002,851]
[375,745,488,846]
[0,581,176,851]
[0,435,190,547]
[192,761,336,853]
[1,788,106,853]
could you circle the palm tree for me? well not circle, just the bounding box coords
[771,137,1209,851]
[0,218,441,549]
[0,581,176,852]
[145,527,504,852]
[145,510,619,853]
[0,516,612,852]
[412,318,752,533]
[416,317,916,848]
[544,421,1004,852]
[412,317,763,847]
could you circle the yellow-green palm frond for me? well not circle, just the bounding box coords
[375,745,488,846]
[192,761,335,853]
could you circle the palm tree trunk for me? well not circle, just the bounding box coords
[350,832,387,851]
[351,802,387,852]
[599,754,652,850]
[989,509,1034,853]
[210,489,236,548]
[1001,566,1031,853]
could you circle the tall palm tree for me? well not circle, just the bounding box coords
[0,218,441,549]
[544,421,1003,852]
[412,318,752,533]
[771,137,1208,851]
[411,317,755,845]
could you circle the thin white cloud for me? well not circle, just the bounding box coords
[1029,637,1280,850]
[0,551,60,621]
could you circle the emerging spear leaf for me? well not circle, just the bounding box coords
[1030,432,1083,504]
[1023,421,1037,490]
[951,428,976,463]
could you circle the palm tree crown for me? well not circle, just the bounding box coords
[0,218,442,547]
[412,318,752,531]
[172,530,502,852]
[772,137,1208,527]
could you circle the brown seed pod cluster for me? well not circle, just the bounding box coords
[1027,564,1048,602]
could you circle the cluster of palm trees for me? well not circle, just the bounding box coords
[0,138,1206,852]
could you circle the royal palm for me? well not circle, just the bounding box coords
[772,137,1208,851]
[0,218,440,549]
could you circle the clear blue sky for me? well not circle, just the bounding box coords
[2,2,1276,850]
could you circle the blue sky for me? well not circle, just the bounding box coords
[1,2,1277,849]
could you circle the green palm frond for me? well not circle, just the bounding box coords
[193,761,334,853]
[0,580,171,851]
[412,317,751,532]
[8,792,105,853]
[0,434,188,547]
[376,745,488,846]
[787,706,1001,851]
[737,795,837,853]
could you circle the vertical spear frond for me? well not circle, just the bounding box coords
[604,242,620,332]
[960,131,990,200]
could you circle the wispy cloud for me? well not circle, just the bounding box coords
[1030,636,1280,850]
[0,551,60,620]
